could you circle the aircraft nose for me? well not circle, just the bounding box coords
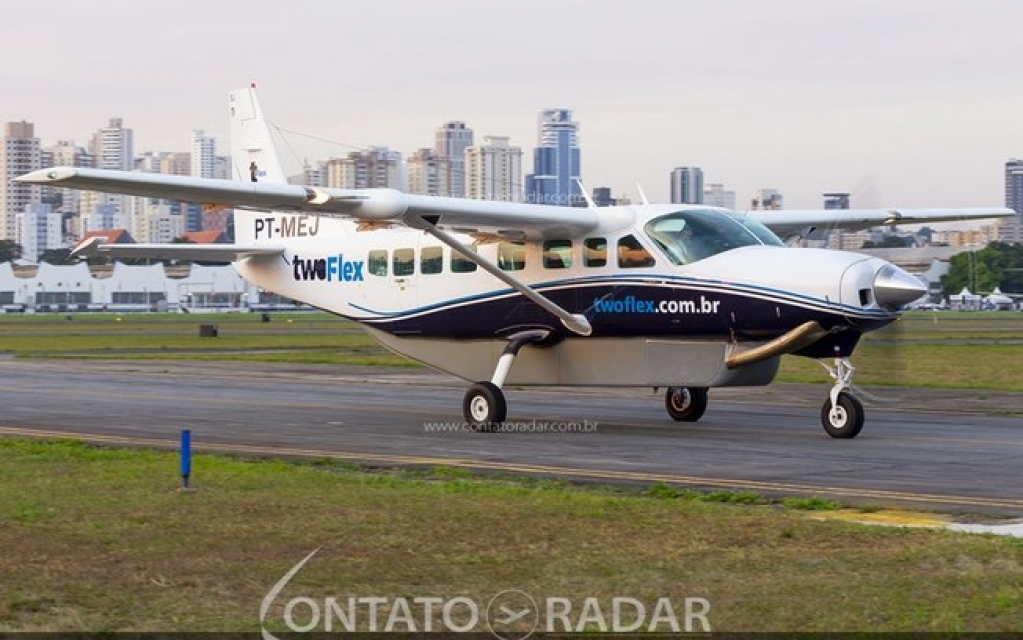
[873,264,926,310]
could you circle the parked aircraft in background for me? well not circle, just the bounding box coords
[17,85,1014,438]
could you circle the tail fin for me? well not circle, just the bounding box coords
[228,84,286,185]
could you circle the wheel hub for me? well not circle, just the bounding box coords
[670,389,691,412]
[470,396,490,421]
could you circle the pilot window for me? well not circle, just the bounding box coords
[583,237,607,267]
[543,239,573,269]
[644,210,773,265]
[421,246,443,275]
[498,242,526,271]
[617,235,656,268]
[367,250,388,277]
[393,248,414,276]
[451,248,478,273]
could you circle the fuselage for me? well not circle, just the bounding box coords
[233,203,919,361]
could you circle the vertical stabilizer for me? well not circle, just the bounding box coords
[229,84,286,185]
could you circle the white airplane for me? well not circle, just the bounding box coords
[17,85,1014,438]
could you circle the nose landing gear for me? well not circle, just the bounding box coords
[819,354,864,438]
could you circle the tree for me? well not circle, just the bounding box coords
[942,242,1023,295]
[0,240,22,263]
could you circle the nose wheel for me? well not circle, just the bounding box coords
[820,391,864,438]
[819,354,865,438]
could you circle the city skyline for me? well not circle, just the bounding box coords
[2,1,1022,210]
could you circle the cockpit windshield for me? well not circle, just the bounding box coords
[643,209,784,265]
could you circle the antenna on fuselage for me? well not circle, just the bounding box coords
[575,179,597,208]
[635,183,650,205]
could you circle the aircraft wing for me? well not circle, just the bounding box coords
[17,167,603,240]
[747,207,1015,237]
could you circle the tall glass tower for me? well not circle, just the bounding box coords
[669,167,704,204]
[525,109,581,206]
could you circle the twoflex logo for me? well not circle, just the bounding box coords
[292,254,365,283]
[592,294,721,315]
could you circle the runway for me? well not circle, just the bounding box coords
[2,358,1022,515]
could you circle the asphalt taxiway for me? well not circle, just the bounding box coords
[1,358,1021,515]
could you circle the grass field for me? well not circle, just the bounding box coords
[779,312,1023,391]
[1,437,1021,632]
[2,310,1022,389]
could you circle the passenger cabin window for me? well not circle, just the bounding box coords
[583,238,607,267]
[421,246,443,275]
[543,239,573,269]
[367,250,388,277]
[451,248,478,273]
[617,234,655,268]
[498,242,526,271]
[393,248,414,277]
[644,209,780,265]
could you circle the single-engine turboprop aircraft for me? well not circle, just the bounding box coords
[17,85,1013,438]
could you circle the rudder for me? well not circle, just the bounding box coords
[228,84,286,185]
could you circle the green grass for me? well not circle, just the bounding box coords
[778,343,1023,391]
[0,438,1021,632]
[0,313,415,366]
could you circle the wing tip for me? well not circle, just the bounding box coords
[15,167,77,184]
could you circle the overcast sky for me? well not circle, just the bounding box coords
[3,0,1022,209]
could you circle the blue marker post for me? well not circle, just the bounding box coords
[180,429,192,490]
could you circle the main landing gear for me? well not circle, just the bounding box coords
[664,386,709,422]
[819,352,864,439]
[462,330,548,431]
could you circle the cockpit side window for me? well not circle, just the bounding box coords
[726,214,785,247]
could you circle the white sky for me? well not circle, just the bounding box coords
[2,0,1022,209]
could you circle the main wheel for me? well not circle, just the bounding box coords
[820,391,864,439]
[665,386,708,422]
[463,381,507,431]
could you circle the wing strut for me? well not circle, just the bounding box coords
[407,216,593,336]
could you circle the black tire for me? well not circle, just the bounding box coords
[463,381,507,431]
[820,391,865,439]
[665,386,709,422]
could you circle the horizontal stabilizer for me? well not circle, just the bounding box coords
[71,236,284,264]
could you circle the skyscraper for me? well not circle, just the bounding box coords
[823,193,851,210]
[325,148,404,190]
[669,167,703,204]
[42,140,92,226]
[465,136,522,202]
[85,118,134,231]
[91,118,133,171]
[191,130,217,179]
[998,159,1023,244]
[434,121,473,198]
[1,121,42,241]
[17,203,63,261]
[704,183,736,209]
[525,109,581,206]
[751,188,783,210]
[406,148,449,197]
